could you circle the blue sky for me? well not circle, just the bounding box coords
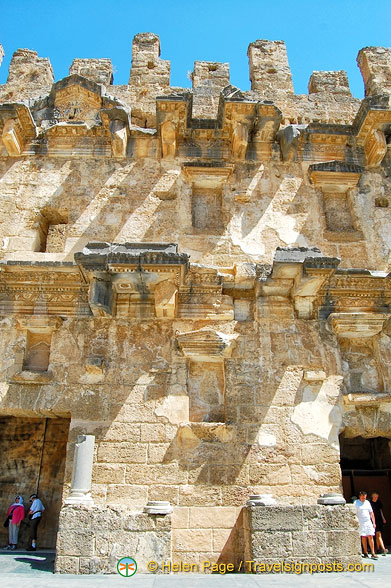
[0,0,390,97]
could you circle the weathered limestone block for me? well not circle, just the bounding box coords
[6,49,54,100]
[357,46,391,96]
[0,44,4,67]
[244,505,361,569]
[69,58,113,86]
[247,40,294,97]
[55,505,172,574]
[191,61,230,118]
[129,32,170,88]
[100,107,130,157]
[308,71,351,95]
[0,103,37,157]
[160,119,177,158]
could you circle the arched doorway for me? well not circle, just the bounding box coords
[340,434,391,545]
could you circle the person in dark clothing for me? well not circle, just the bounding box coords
[370,492,388,555]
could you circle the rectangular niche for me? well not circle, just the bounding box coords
[23,331,52,372]
[309,163,363,242]
[188,360,225,422]
[192,188,222,231]
[323,192,355,232]
[34,208,69,253]
[183,164,232,234]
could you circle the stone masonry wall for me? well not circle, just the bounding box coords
[244,505,362,569]
[1,33,391,573]
[55,505,171,574]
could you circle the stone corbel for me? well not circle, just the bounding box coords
[0,103,37,156]
[277,124,306,162]
[100,107,130,157]
[363,128,387,167]
[259,247,340,319]
[353,95,391,167]
[75,242,188,319]
[154,280,177,318]
[156,94,191,159]
[160,119,177,159]
[326,312,389,338]
[220,91,257,160]
[89,276,113,317]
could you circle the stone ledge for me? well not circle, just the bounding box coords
[10,370,53,384]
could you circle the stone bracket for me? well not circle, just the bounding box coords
[259,247,340,319]
[100,106,131,157]
[75,242,188,319]
[326,312,389,338]
[156,94,192,159]
[353,95,391,167]
[0,102,37,156]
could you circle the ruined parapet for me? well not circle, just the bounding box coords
[129,32,170,88]
[308,71,351,95]
[0,44,4,68]
[128,33,171,127]
[247,40,294,99]
[357,46,391,96]
[191,61,230,118]
[5,49,54,101]
[69,58,113,86]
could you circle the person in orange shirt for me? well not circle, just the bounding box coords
[3,495,25,550]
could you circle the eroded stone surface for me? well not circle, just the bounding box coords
[0,33,391,574]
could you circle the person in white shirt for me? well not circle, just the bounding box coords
[355,490,378,560]
[27,493,45,551]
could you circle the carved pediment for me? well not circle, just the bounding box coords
[176,328,238,361]
[52,75,104,124]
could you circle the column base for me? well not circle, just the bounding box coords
[64,491,94,506]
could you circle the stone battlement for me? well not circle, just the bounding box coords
[1,34,390,125]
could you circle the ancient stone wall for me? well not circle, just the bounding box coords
[0,33,391,572]
[55,505,171,574]
[244,505,361,568]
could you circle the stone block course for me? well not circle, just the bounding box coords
[1,31,390,575]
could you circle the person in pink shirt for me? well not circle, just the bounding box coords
[3,495,25,550]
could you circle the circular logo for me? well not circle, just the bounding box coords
[117,557,137,577]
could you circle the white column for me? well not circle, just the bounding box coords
[65,435,95,505]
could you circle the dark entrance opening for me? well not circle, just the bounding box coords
[0,416,70,549]
[340,435,391,545]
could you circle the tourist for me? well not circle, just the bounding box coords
[27,493,45,551]
[3,495,25,550]
[355,490,378,559]
[370,492,388,555]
